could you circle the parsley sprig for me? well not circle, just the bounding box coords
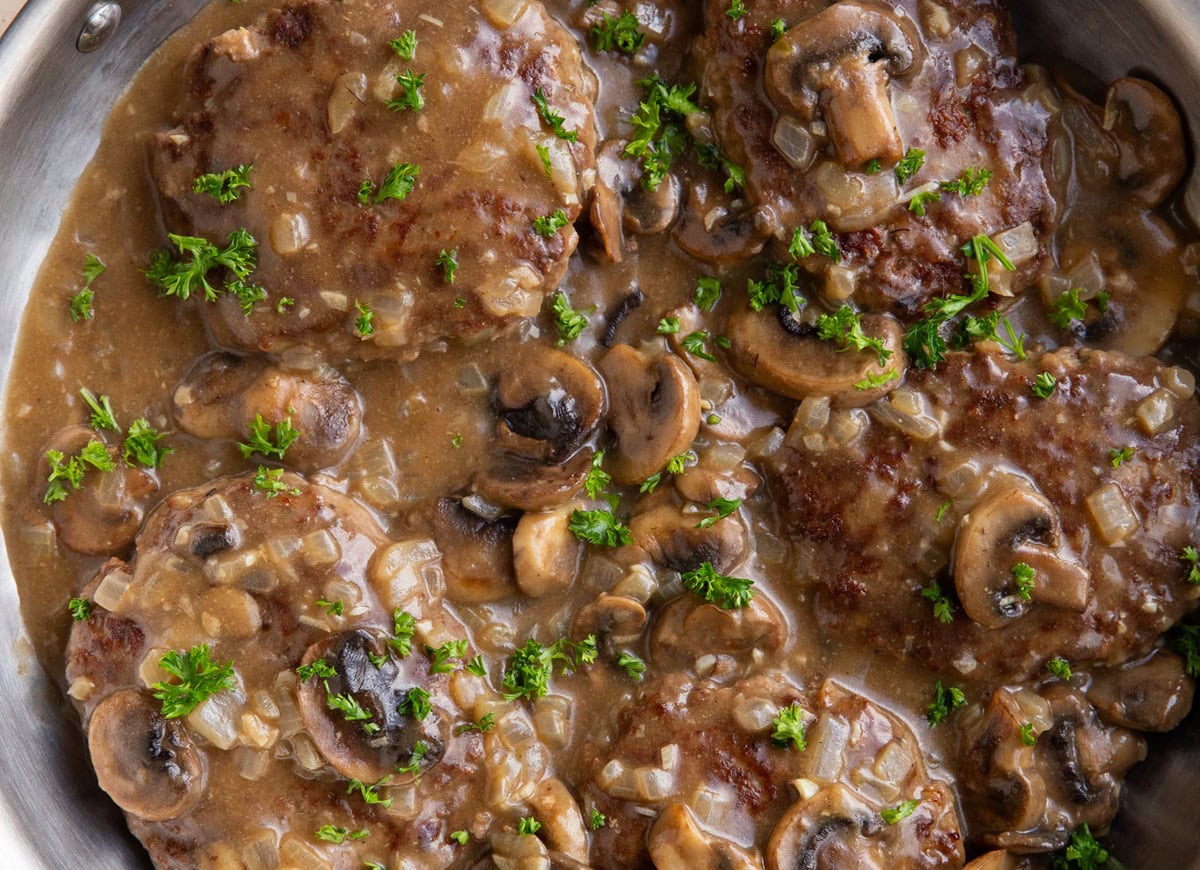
[682,561,753,609]
[502,635,598,701]
[591,11,644,54]
[193,164,253,204]
[69,253,106,322]
[569,507,632,547]
[238,414,299,461]
[152,644,236,718]
[770,703,808,750]
[146,229,264,314]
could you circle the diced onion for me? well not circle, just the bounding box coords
[187,687,244,751]
[326,71,367,136]
[792,777,820,800]
[1137,389,1176,435]
[289,734,325,772]
[533,694,572,749]
[1086,483,1140,544]
[871,389,942,440]
[481,0,529,29]
[795,395,831,434]
[94,568,132,612]
[691,784,733,825]
[992,222,1038,266]
[772,116,817,170]
[1164,367,1197,400]
[635,766,676,802]
[805,714,849,783]
[612,564,657,603]
[277,837,329,870]
[732,697,778,733]
[1065,253,1106,298]
[233,745,270,781]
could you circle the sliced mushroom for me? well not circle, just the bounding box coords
[1103,77,1187,208]
[627,495,747,575]
[529,778,590,865]
[494,348,605,465]
[598,344,700,485]
[964,852,1029,870]
[572,593,647,652]
[725,306,906,407]
[672,186,768,265]
[589,176,625,263]
[295,630,445,782]
[765,784,885,870]
[649,803,762,870]
[172,351,362,471]
[474,448,594,513]
[34,424,158,556]
[513,502,585,598]
[430,498,519,602]
[953,486,1091,629]
[87,689,205,822]
[625,173,681,236]
[1086,650,1195,732]
[765,2,925,168]
[653,594,785,666]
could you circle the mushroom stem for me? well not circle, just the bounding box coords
[1018,544,1091,612]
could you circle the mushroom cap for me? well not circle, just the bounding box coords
[1103,77,1187,208]
[598,344,701,485]
[494,348,606,465]
[572,593,647,650]
[1085,650,1195,732]
[726,307,906,407]
[474,447,593,513]
[430,498,519,602]
[627,495,747,575]
[953,486,1091,630]
[34,424,158,556]
[87,689,205,822]
[295,629,446,782]
[765,784,885,870]
[172,351,363,472]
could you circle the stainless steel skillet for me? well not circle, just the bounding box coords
[0,0,1197,866]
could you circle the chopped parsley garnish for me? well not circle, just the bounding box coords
[276,296,294,313]
[360,163,419,205]
[455,712,497,734]
[68,597,91,622]
[427,639,469,674]
[961,233,1015,295]
[1182,547,1200,584]
[146,229,261,309]
[696,497,741,529]
[816,305,892,366]
[450,830,469,845]
[1032,372,1058,399]
[536,143,553,178]
[616,651,645,681]
[327,687,380,734]
[770,703,808,750]
[656,316,681,334]
[501,635,598,701]
[682,561,753,609]
[747,261,805,313]
[43,440,114,504]
[881,800,919,825]
[517,816,542,836]
[624,76,700,191]
[398,686,432,720]
[941,167,992,197]
[908,189,941,217]
[531,87,577,142]
[694,276,722,311]
[1019,722,1037,746]
[568,508,632,548]
[551,291,589,344]
[355,301,376,337]
[1012,562,1036,601]
[921,580,954,624]
[436,248,458,284]
[894,147,926,185]
[70,253,107,322]
[1054,824,1109,869]
[953,311,1027,360]
[152,644,236,718]
[680,329,730,362]
[667,451,695,474]
[192,164,253,204]
[925,680,966,727]
[583,450,612,499]
[80,387,118,432]
[770,18,788,39]
[1046,656,1072,680]
[466,655,487,677]
[390,30,417,60]
[1109,447,1135,469]
[389,609,417,657]
[314,825,369,844]
[854,369,899,391]
[451,433,463,448]
[864,158,882,174]
[316,598,344,616]
[694,142,745,194]
[297,658,337,682]
[788,220,841,263]
[726,0,747,20]
[253,465,300,498]
[935,499,953,522]
[395,740,429,780]
[122,418,171,469]
[387,70,426,112]
[1171,623,1200,677]
[640,472,663,494]
[238,414,298,461]
[532,209,570,238]
[1049,287,1088,330]
[589,808,607,829]
[591,11,645,54]
[348,775,393,808]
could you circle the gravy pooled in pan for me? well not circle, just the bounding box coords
[3,0,1200,867]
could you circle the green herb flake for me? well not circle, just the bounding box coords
[816,305,892,367]
[616,651,646,681]
[881,800,919,825]
[501,635,598,701]
[532,209,570,238]
[770,703,808,750]
[583,451,612,499]
[920,580,955,624]
[398,686,432,721]
[531,88,577,142]
[192,164,253,204]
[253,465,300,498]
[1109,446,1134,469]
[696,497,741,529]
[941,167,992,197]
[297,658,337,682]
[1012,562,1036,601]
[1046,656,1072,680]
[551,291,589,344]
[591,11,645,54]
[387,70,426,112]
[390,30,417,60]
[568,508,633,548]
[68,597,91,622]
[238,414,299,461]
[694,276,722,311]
[517,816,542,836]
[355,301,376,337]
[925,680,966,727]
[682,561,753,609]
[894,147,926,185]
[1019,722,1037,746]
[151,644,236,718]
[1032,372,1057,399]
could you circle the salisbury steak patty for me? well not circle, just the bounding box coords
[696,0,1055,314]
[773,347,1200,682]
[64,474,496,867]
[151,0,596,361]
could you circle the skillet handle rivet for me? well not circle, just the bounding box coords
[76,1,121,54]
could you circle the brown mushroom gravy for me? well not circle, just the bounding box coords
[2,0,1199,867]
